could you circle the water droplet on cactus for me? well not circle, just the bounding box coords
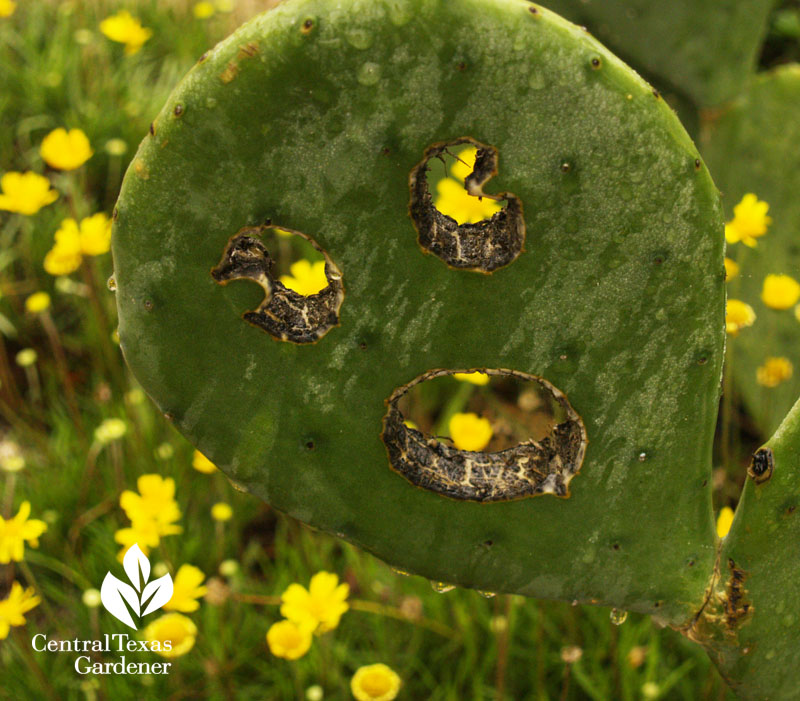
[610,608,628,625]
[430,581,456,593]
[390,566,410,577]
[346,29,373,50]
[478,590,496,598]
[357,62,381,85]
[107,275,117,292]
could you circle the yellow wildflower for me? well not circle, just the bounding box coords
[0,582,40,640]
[193,2,216,19]
[25,292,51,314]
[725,299,756,336]
[100,11,153,55]
[164,565,207,613]
[0,172,58,215]
[211,502,233,522]
[280,571,350,634]
[39,128,93,171]
[0,0,16,19]
[114,520,160,561]
[0,501,48,564]
[192,449,217,474]
[716,506,734,539]
[756,357,793,388]
[43,214,111,276]
[94,418,127,444]
[453,371,489,386]
[266,619,313,660]
[351,663,402,701]
[762,274,800,310]
[280,260,328,296]
[723,258,739,282]
[143,613,197,657]
[78,212,112,255]
[724,193,771,247]
[449,412,492,452]
[434,147,503,225]
[119,474,183,539]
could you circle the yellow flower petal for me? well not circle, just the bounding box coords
[725,299,756,336]
[0,0,17,19]
[79,212,112,256]
[0,582,40,639]
[100,11,153,55]
[716,506,734,539]
[726,193,771,246]
[0,172,58,215]
[723,258,739,282]
[25,292,51,314]
[449,412,492,452]
[192,449,217,473]
[211,502,233,521]
[280,571,349,633]
[756,356,793,388]
[761,274,800,310]
[351,663,402,701]
[164,564,208,613]
[267,619,313,659]
[0,501,48,564]
[143,613,197,657]
[279,259,328,296]
[40,128,93,171]
[453,371,489,386]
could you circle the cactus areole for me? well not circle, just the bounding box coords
[113,0,741,678]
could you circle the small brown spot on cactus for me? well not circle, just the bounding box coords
[143,299,153,311]
[652,89,661,99]
[560,162,571,173]
[722,558,752,629]
[301,17,315,34]
[590,57,601,69]
[133,160,149,180]
[408,137,525,273]
[694,158,702,170]
[237,42,259,60]
[211,225,344,344]
[381,369,587,502]
[112,207,118,221]
[173,104,184,117]
[149,122,155,136]
[747,447,774,484]
[381,147,391,156]
[198,51,209,64]
[457,61,467,71]
[528,6,538,13]
[220,62,239,84]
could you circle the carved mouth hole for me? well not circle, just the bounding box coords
[382,369,587,502]
[211,225,343,344]
[409,137,525,273]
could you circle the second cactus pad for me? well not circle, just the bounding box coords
[112,0,723,622]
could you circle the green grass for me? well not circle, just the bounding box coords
[0,1,778,698]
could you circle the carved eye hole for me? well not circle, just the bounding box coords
[381,369,586,502]
[409,137,525,273]
[211,225,343,344]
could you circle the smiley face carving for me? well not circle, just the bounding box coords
[112,0,724,604]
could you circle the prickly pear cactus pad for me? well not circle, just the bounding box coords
[112,0,724,622]
[702,65,800,437]
[540,0,775,108]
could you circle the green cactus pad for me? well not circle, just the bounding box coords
[540,0,775,108]
[694,399,800,699]
[702,65,800,438]
[112,0,723,623]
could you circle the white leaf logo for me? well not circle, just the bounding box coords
[100,544,174,629]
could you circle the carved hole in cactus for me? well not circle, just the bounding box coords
[210,225,343,344]
[381,369,586,502]
[409,137,525,273]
